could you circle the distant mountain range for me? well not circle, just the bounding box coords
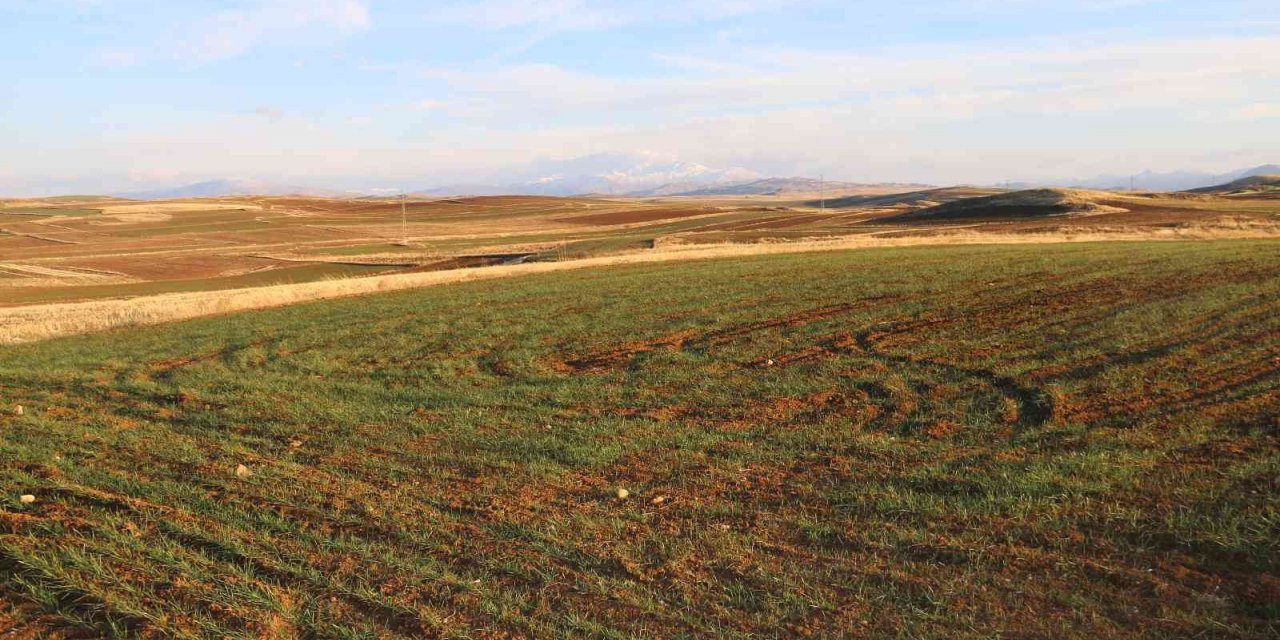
[119,179,344,199]
[645,177,930,197]
[109,158,1279,200]
[1023,164,1280,192]
[420,153,762,197]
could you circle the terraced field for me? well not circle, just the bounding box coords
[1,240,1277,638]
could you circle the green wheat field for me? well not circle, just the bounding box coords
[1,240,1277,638]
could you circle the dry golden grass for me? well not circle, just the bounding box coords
[3,227,1278,345]
[96,202,263,214]
[0,262,135,287]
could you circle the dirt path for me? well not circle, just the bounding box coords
[2,229,1277,345]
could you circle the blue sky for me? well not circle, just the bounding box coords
[1,0,1278,194]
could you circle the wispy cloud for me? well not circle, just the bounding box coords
[426,0,804,31]
[91,0,370,65]
[422,0,806,62]
[183,0,370,61]
[427,0,621,30]
[1229,102,1280,120]
[417,34,1280,124]
[251,106,286,120]
[7,0,1279,192]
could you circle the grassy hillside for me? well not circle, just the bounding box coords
[1,240,1278,638]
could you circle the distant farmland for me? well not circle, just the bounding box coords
[3,189,1278,310]
[1,240,1277,638]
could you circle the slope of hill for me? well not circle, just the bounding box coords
[644,177,892,197]
[120,179,343,199]
[1186,174,1280,195]
[889,188,1126,222]
[822,186,1003,209]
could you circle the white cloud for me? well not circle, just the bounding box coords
[183,0,370,61]
[47,30,1276,188]
[412,34,1279,127]
[1229,102,1280,120]
[90,0,371,64]
[11,2,1280,192]
[426,0,803,31]
[93,48,141,67]
[427,0,620,30]
[422,0,805,61]
[252,106,286,120]
[412,100,449,111]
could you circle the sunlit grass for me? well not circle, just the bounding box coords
[0,240,1277,638]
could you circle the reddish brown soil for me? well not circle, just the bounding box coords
[558,208,716,226]
[59,255,279,281]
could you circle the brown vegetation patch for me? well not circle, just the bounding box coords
[556,207,716,226]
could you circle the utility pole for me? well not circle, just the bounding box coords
[819,174,825,213]
[400,193,408,245]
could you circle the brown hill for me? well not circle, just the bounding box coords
[1187,174,1280,196]
[819,186,1003,209]
[887,188,1127,222]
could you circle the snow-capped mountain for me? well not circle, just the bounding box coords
[119,179,342,199]
[423,153,761,196]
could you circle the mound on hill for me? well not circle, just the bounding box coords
[818,186,1003,209]
[887,188,1127,222]
[1186,174,1280,195]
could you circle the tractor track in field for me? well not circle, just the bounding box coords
[152,522,446,639]
[147,338,273,379]
[0,547,150,638]
[733,265,1280,432]
[564,290,1053,430]
[739,323,1052,430]
[561,294,909,372]
[852,324,1054,428]
[16,483,451,638]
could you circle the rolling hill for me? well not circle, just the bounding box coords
[821,186,1004,209]
[1187,174,1280,196]
[887,188,1126,222]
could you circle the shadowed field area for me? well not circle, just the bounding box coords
[0,240,1277,638]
